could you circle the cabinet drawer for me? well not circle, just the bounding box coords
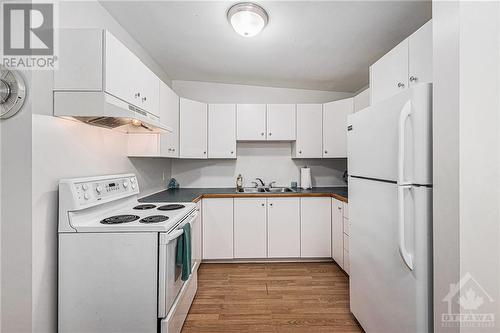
[343,233,349,251]
[343,218,350,236]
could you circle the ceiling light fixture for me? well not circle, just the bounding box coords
[227,2,268,37]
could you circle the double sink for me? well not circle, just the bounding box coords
[236,187,297,193]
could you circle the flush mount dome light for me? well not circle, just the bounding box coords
[227,2,268,37]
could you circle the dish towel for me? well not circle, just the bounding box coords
[176,223,192,281]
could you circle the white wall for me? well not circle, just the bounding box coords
[433,2,500,332]
[172,142,347,188]
[172,80,352,104]
[29,1,173,332]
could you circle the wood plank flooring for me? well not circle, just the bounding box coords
[181,262,364,333]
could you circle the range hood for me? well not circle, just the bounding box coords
[53,91,172,133]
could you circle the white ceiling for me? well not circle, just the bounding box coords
[100,1,431,93]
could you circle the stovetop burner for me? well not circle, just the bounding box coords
[133,204,157,210]
[140,215,169,224]
[100,215,140,224]
[157,204,185,211]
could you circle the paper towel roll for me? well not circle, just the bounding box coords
[300,167,312,189]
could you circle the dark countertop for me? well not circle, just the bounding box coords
[139,187,348,203]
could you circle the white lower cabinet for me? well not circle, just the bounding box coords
[202,198,233,260]
[332,198,344,267]
[267,198,300,258]
[234,198,267,258]
[300,198,331,257]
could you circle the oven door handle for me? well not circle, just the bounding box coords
[177,209,199,230]
[161,209,199,244]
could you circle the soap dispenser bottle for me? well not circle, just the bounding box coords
[236,174,243,191]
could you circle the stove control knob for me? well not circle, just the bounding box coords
[84,193,90,200]
[96,186,102,193]
[123,181,129,188]
[82,184,89,191]
[130,178,136,183]
[131,184,136,190]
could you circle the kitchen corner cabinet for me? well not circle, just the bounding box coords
[266,104,296,140]
[208,104,237,159]
[236,104,267,141]
[234,198,267,258]
[370,20,432,104]
[202,198,233,260]
[322,98,353,158]
[300,198,331,257]
[179,98,208,158]
[332,199,344,268]
[267,198,300,258]
[293,104,323,158]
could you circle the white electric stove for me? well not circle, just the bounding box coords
[58,174,199,333]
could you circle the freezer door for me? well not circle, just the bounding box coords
[347,83,432,185]
[349,177,432,333]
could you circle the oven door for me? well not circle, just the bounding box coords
[158,209,199,318]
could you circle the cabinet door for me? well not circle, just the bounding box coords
[234,198,267,258]
[179,98,208,158]
[202,198,233,260]
[332,199,344,268]
[300,198,331,257]
[294,104,323,158]
[409,20,432,86]
[208,104,237,159]
[267,198,300,258]
[370,39,409,105]
[159,81,179,157]
[104,31,140,106]
[322,98,353,158]
[236,104,267,141]
[266,104,296,140]
[191,202,202,270]
[137,66,160,116]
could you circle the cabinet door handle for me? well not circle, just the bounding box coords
[409,76,417,82]
[230,151,234,154]
[261,203,265,207]
[269,203,273,207]
[261,132,265,136]
[299,150,302,154]
[203,151,207,154]
[141,97,147,102]
[134,92,141,98]
[269,132,272,136]
[397,82,405,88]
[324,150,328,154]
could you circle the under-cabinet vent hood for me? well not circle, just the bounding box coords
[53,91,172,133]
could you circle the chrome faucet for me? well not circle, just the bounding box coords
[268,181,277,188]
[255,178,265,187]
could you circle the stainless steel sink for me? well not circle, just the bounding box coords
[236,187,267,193]
[236,187,296,193]
[266,187,296,193]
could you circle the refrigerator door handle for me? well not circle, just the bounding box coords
[398,185,414,270]
[398,100,412,185]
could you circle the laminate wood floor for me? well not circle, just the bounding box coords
[181,262,364,333]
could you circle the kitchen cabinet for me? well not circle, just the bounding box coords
[55,29,161,118]
[293,104,323,158]
[208,104,237,159]
[370,39,409,105]
[236,104,267,141]
[159,81,179,157]
[267,198,300,258]
[202,198,233,260]
[332,198,344,267]
[179,98,208,158]
[300,198,331,257]
[266,104,296,140]
[409,20,432,86]
[191,202,202,270]
[370,20,432,104]
[234,198,267,258]
[322,98,353,158]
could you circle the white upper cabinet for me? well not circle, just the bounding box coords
[370,20,432,104]
[409,20,432,86]
[234,198,267,259]
[208,104,237,159]
[266,104,296,140]
[370,39,409,105]
[323,98,353,158]
[267,198,300,258]
[293,104,323,158]
[300,198,332,258]
[236,104,267,141]
[179,98,208,158]
[159,81,179,157]
[55,29,161,117]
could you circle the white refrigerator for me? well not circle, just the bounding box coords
[347,83,433,333]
